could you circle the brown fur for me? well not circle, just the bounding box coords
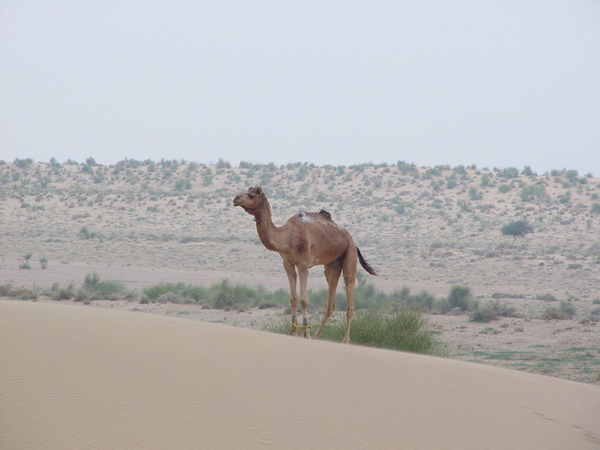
[233,186,376,343]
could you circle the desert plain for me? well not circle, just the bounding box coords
[1,158,599,448]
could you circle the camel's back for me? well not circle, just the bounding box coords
[289,210,335,225]
[288,210,351,238]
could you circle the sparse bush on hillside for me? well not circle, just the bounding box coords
[216,158,231,169]
[174,178,192,191]
[469,188,483,200]
[79,226,97,239]
[497,167,520,178]
[519,184,548,202]
[501,219,533,240]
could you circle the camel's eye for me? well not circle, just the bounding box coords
[249,194,255,198]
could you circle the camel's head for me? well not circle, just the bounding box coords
[233,186,265,215]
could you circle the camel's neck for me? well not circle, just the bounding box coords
[252,198,281,252]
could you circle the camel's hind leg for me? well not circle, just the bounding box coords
[297,263,311,338]
[283,260,299,336]
[313,259,342,339]
[342,247,358,344]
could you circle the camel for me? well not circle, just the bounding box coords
[233,186,376,343]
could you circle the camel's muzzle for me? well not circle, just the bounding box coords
[233,194,244,207]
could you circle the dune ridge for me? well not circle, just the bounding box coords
[1,300,599,449]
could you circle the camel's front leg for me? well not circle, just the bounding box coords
[297,263,311,338]
[283,260,299,336]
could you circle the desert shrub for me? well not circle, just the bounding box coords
[591,203,600,214]
[491,293,525,299]
[157,292,187,304]
[489,300,519,317]
[174,178,192,191]
[50,283,74,300]
[143,282,207,303]
[540,301,576,320]
[469,188,483,200]
[19,253,33,269]
[519,184,548,202]
[143,280,288,308]
[469,306,498,322]
[536,293,557,301]
[15,288,37,300]
[440,285,475,313]
[207,279,254,309]
[501,219,533,240]
[388,287,436,312]
[469,300,518,322]
[588,307,600,322]
[79,226,96,239]
[498,167,519,178]
[558,191,571,204]
[76,272,128,301]
[0,284,15,296]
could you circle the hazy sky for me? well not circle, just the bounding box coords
[1,1,599,175]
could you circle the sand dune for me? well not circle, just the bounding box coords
[1,300,599,449]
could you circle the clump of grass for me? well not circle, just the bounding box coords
[265,309,445,355]
[143,282,207,303]
[75,272,129,301]
[15,288,38,300]
[142,280,289,309]
[0,284,38,300]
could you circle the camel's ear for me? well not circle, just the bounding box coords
[256,186,263,195]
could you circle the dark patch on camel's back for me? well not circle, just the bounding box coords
[318,210,332,220]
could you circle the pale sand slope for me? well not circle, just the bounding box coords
[1,302,599,450]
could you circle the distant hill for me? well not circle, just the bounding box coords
[1,158,599,303]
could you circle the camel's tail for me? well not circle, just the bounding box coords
[357,247,377,276]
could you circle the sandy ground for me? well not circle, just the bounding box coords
[1,300,599,449]
[2,161,600,446]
